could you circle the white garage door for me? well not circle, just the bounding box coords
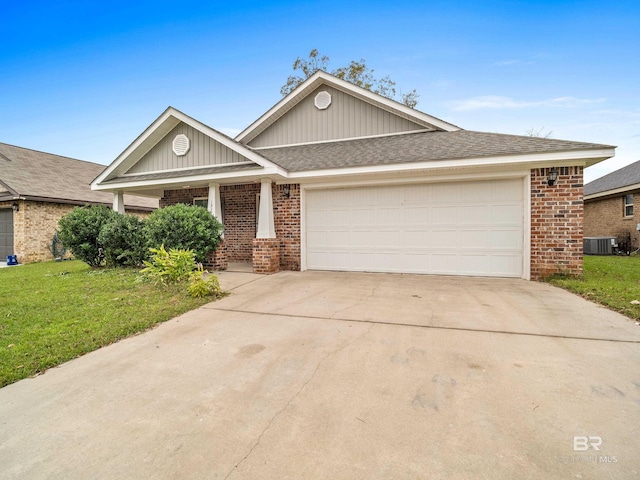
[305,178,524,277]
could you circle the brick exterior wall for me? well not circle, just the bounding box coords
[161,183,302,272]
[159,187,209,208]
[220,184,260,262]
[9,201,75,263]
[584,192,640,250]
[273,184,301,270]
[530,166,584,279]
[252,238,280,274]
[1,200,150,264]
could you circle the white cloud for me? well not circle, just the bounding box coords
[449,95,605,111]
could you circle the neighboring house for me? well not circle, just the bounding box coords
[92,71,615,279]
[584,159,640,250]
[0,143,158,263]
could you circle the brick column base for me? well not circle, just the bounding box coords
[252,238,280,274]
[204,241,227,271]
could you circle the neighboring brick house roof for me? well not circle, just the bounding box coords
[0,142,158,210]
[256,130,612,172]
[584,159,640,196]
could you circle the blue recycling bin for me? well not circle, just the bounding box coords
[6,255,18,266]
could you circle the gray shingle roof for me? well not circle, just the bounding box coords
[257,130,613,172]
[0,142,158,209]
[584,159,640,196]
[101,163,262,185]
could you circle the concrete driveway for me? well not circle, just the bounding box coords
[1,271,639,479]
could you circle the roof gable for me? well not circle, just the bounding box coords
[93,107,285,190]
[247,84,428,148]
[126,121,252,175]
[584,159,640,197]
[236,71,460,146]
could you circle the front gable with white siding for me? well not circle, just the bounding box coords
[92,70,615,279]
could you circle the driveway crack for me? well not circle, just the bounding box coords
[223,324,373,479]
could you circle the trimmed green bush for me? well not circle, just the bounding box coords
[57,205,118,267]
[97,214,148,267]
[144,204,223,262]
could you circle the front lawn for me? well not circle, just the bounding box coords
[0,261,214,388]
[548,255,640,320]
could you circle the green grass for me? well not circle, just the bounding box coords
[0,260,215,387]
[548,255,640,320]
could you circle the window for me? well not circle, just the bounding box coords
[624,194,634,217]
[193,197,208,209]
[194,196,224,224]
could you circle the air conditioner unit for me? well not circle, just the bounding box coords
[583,237,617,255]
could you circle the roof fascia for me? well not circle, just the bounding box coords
[287,147,615,180]
[0,179,17,196]
[0,194,154,210]
[584,183,640,201]
[92,107,287,189]
[235,71,460,144]
[92,164,284,191]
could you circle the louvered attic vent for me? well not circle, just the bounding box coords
[172,134,190,156]
[314,91,332,110]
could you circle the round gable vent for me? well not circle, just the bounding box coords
[172,134,190,156]
[314,91,332,110]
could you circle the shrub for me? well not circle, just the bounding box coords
[139,245,224,298]
[188,268,224,298]
[97,215,148,267]
[57,205,118,267]
[144,204,223,263]
[139,245,196,284]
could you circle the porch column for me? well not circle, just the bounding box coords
[113,191,124,214]
[253,178,279,274]
[256,178,276,238]
[207,182,227,270]
[207,183,222,220]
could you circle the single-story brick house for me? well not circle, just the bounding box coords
[92,71,615,279]
[584,159,640,250]
[0,143,158,263]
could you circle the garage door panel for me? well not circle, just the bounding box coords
[491,255,522,275]
[491,205,522,224]
[466,182,493,201]
[493,181,523,200]
[459,229,491,248]
[403,206,432,224]
[431,230,458,249]
[306,178,524,278]
[430,183,461,203]
[433,206,458,224]
[490,229,523,250]
[460,205,491,224]
[404,185,432,204]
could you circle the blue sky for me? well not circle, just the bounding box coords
[1,1,638,183]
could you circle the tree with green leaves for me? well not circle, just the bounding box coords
[280,49,420,108]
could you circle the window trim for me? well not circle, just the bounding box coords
[193,197,208,209]
[624,194,634,217]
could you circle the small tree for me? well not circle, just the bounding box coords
[97,214,148,267]
[281,49,420,108]
[144,204,223,263]
[57,205,118,267]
